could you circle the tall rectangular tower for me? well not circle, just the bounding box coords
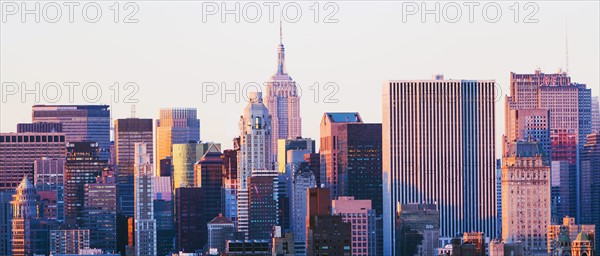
[319,112,363,199]
[237,92,273,237]
[382,78,497,254]
[134,143,156,256]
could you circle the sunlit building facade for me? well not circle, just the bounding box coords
[383,78,497,254]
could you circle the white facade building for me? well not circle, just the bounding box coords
[237,92,273,237]
[134,143,156,256]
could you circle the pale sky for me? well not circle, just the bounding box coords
[1,1,599,157]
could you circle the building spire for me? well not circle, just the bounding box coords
[277,20,286,75]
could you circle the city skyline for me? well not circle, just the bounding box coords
[0,1,599,255]
[1,2,599,158]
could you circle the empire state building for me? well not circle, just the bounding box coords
[265,23,302,161]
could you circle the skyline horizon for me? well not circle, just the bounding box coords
[1,1,599,159]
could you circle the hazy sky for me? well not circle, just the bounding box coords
[1,1,599,157]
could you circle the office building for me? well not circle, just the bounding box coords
[172,141,220,190]
[17,122,62,133]
[175,187,206,253]
[383,78,497,253]
[84,172,117,253]
[290,168,316,249]
[336,123,383,215]
[114,118,153,219]
[65,142,107,225]
[277,138,315,173]
[50,225,90,255]
[332,197,376,256]
[238,92,273,237]
[222,148,238,225]
[153,176,174,256]
[134,143,157,256]
[0,132,66,190]
[306,187,352,255]
[509,70,592,221]
[207,213,235,254]
[265,27,302,160]
[156,108,200,176]
[32,105,110,160]
[34,157,66,222]
[303,153,321,187]
[319,112,363,199]
[194,150,224,222]
[396,204,439,256]
[248,170,279,240]
[581,132,600,251]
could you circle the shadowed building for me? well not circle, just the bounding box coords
[396,204,439,256]
[65,142,107,225]
[306,187,351,255]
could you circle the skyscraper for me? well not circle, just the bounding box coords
[265,24,302,160]
[32,105,111,160]
[133,143,157,256]
[319,112,363,199]
[114,118,153,214]
[581,132,600,251]
[175,187,206,252]
[290,168,316,252]
[172,141,220,190]
[501,141,550,254]
[84,172,117,253]
[238,92,273,237]
[155,108,201,176]
[336,123,383,215]
[248,170,279,240]
[508,70,592,220]
[194,150,224,228]
[0,132,66,190]
[382,78,497,254]
[153,176,174,256]
[65,142,107,225]
[11,177,48,256]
